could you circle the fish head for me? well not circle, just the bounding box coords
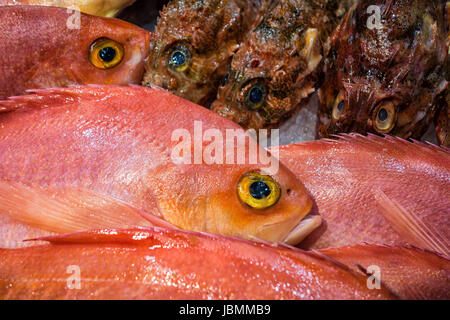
[211,1,332,129]
[67,14,150,85]
[157,119,316,245]
[205,162,317,245]
[142,0,248,106]
[318,0,447,139]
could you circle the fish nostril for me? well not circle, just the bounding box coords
[287,189,292,195]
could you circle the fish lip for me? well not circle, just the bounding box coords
[282,215,322,246]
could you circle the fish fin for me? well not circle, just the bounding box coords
[26,227,165,245]
[374,189,450,256]
[0,180,174,235]
[0,85,138,113]
[327,133,450,163]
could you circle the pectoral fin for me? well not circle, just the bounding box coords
[0,181,173,235]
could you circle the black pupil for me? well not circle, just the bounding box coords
[378,108,388,121]
[221,74,229,86]
[172,51,186,66]
[249,86,263,104]
[337,100,344,112]
[249,180,271,199]
[99,47,116,62]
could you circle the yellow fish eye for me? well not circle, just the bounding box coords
[237,172,281,209]
[244,82,267,110]
[373,101,396,133]
[89,38,124,70]
[332,90,346,121]
[168,46,191,72]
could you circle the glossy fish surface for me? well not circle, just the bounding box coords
[142,0,272,106]
[318,0,448,142]
[318,244,450,300]
[272,134,450,254]
[0,5,150,99]
[211,0,340,129]
[0,0,136,17]
[0,228,395,300]
[0,85,315,248]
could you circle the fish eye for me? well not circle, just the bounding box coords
[221,73,229,87]
[89,38,124,70]
[373,101,396,133]
[332,90,346,121]
[244,82,267,110]
[237,172,281,209]
[168,46,191,72]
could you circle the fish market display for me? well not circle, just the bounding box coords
[0,228,396,299]
[0,5,150,99]
[0,0,448,301]
[0,0,135,17]
[0,85,316,248]
[142,0,272,106]
[318,244,450,300]
[211,0,340,129]
[318,0,448,144]
[272,134,450,253]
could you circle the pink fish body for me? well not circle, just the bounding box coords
[318,244,450,300]
[272,134,450,254]
[0,228,396,300]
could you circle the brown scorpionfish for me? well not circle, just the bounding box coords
[318,0,448,146]
[142,0,272,106]
[211,0,346,130]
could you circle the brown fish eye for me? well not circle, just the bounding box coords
[89,38,124,70]
[168,46,191,72]
[373,101,396,133]
[245,83,266,110]
[332,91,346,121]
[237,172,280,209]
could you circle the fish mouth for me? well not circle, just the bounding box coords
[282,215,322,245]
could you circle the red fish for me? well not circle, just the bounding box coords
[0,228,396,299]
[272,134,450,254]
[317,244,450,300]
[0,85,316,248]
[0,6,150,99]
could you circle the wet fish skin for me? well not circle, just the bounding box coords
[318,0,447,142]
[317,244,450,300]
[0,228,395,300]
[142,0,272,106]
[211,0,339,129]
[272,134,450,253]
[0,5,150,99]
[0,0,136,17]
[0,85,313,248]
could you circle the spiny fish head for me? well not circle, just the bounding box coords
[211,3,331,130]
[142,0,245,106]
[67,13,150,85]
[318,0,447,140]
